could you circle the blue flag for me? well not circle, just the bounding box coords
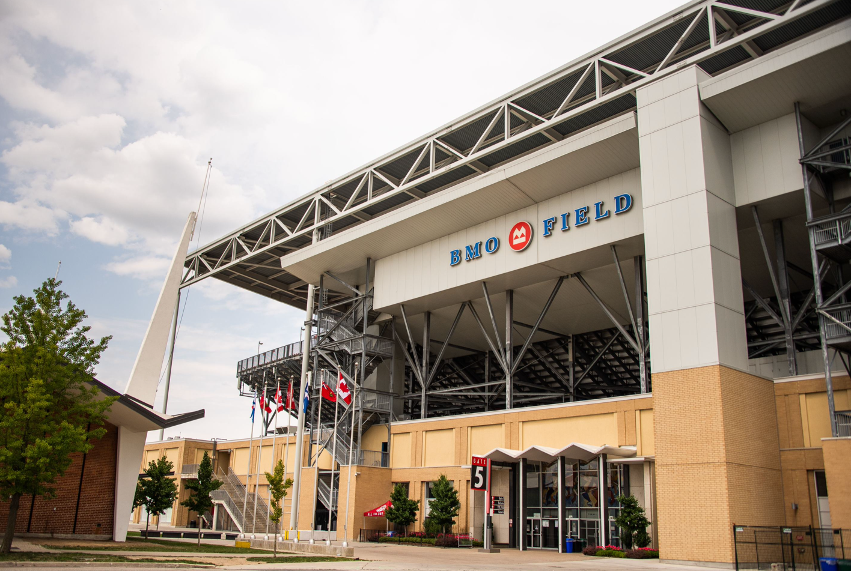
[250,396,256,423]
[303,382,310,414]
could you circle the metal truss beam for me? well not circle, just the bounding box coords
[181,0,843,296]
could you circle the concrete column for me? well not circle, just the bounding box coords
[637,66,784,566]
[212,505,219,531]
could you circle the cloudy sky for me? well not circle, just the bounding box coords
[0,0,684,441]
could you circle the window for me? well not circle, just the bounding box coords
[392,482,409,496]
[815,470,828,498]
[424,480,453,518]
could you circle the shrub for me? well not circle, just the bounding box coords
[423,517,442,537]
[614,494,651,550]
[634,529,651,548]
[595,549,626,558]
[626,548,659,559]
[582,545,599,556]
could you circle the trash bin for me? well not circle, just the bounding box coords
[836,559,850,572]
[820,557,839,571]
[565,538,575,553]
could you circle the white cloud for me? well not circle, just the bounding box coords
[0,276,18,288]
[0,198,62,234]
[70,216,128,246]
[0,244,10,266]
[105,255,171,281]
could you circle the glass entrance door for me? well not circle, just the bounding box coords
[525,518,541,548]
[542,518,559,549]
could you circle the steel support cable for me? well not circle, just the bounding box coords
[156,159,213,390]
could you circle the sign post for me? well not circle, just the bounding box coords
[471,456,499,553]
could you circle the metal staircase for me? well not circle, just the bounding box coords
[316,475,339,511]
[209,467,276,534]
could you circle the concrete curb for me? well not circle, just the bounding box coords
[248,539,355,558]
[0,564,215,569]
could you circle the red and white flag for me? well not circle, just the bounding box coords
[258,394,272,414]
[275,383,285,412]
[286,381,294,410]
[337,370,352,405]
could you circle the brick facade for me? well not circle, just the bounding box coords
[821,438,850,530]
[135,374,849,565]
[0,421,118,538]
[654,365,785,565]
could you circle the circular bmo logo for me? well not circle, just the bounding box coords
[509,221,533,252]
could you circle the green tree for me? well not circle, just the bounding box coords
[614,494,651,549]
[138,456,178,538]
[181,451,222,545]
[426,475,460,534]
[384,483,418,536]
[264,459,293,557]
[133,480,146,513]
[0,278,114,554]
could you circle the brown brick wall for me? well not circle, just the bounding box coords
[654,365,784,565]
[0,422,117,537]
[822,437,851,530]
[774,375,850,529]
[336,465,393,539]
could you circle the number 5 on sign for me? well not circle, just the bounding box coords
[471,456,488,491]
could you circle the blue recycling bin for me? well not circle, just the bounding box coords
[820,557,838,571]
[565,538,575,553]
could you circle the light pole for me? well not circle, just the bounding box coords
[258,341,263,355]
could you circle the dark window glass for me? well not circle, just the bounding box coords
[542,461,559,508]
[393,482,409,496]
[815,471,828,497]
[564,462,579,508]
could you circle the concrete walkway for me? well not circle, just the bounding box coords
[6,538,731,570]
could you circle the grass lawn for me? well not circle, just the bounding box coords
[42,536,268,554]
[246,556,356,563]
[0,552,209,565]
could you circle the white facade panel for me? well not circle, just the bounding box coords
[373,169,642,310]
[638,66,748,375]
[729,113,816,206]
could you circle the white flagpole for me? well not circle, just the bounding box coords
[342,365,358,548]
[242,392,257,538]
[310,372,324,545]
[253,373,268,537]
[283,380,293,484]
[326,369,341,545]
[283,380,293,537]
[267,376,280,538]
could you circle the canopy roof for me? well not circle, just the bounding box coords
[364,500,392,517]
[483,443,636,463]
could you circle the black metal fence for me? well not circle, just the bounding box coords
[359,529,479,547]
[733,526,850,570]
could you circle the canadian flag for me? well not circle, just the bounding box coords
[337,370,352,405]
[286,381,295,410]
[258,394,272,414]
[274,384,285,413]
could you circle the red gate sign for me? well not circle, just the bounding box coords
[509,221,533,251]
[471,456,488,491]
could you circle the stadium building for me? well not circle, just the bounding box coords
[134,0,850,566]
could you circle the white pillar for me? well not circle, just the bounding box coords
[114,212,197,542]
[638,66,746,376]
[289,285,315,533]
